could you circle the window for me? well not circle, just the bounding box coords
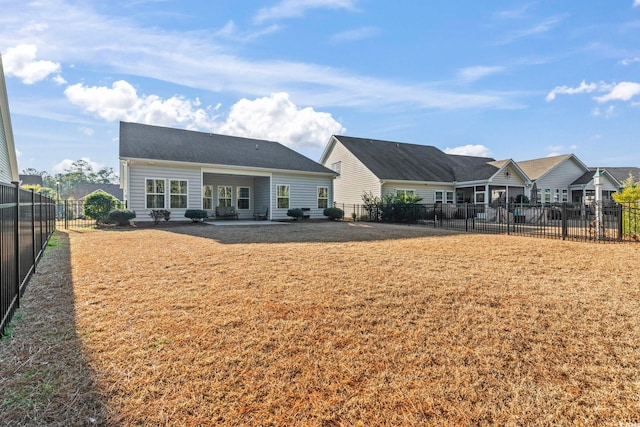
[317,187,328,209]
[562,189,568,202]
[146,179,165,209]
[203,185,213,210]
[544,189,551,203]
[475,191,485,203]
[396,189,415,199]
[331,161,341,174]
[218,186,232,207]
[537,189,542,202]
[554,189,560,202]
[170,180,188,208]
[435,190,454,204]
[237,187,250,210]
[277,185,289,209]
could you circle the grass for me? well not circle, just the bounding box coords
[1,221,640,425]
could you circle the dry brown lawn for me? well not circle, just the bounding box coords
[1,221,640,426]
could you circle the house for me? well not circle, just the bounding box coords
[516,154,592,203]
[0,55,19,184]
[119,122,336,220]
[19,174,44,187]
[319,135,530,206]
[569,168,627,203]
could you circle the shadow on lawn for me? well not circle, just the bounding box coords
[129,220,462,245]
[0,230,114,426]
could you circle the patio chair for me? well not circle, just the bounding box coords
[253,207,268,220]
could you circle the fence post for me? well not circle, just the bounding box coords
[464,203,468,232]
[64,199,68,229]
[12,182,20,308]
[618,203,623,241]
[31,190,36,271]
[561,203,568,240]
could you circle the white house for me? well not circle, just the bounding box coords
[0,55,19,184]
[319,135,530,206]
[119,122,336,220]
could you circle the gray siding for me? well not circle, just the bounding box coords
[271,173,333,220]
[254,177,271,219]
[322,138,380,205]
[129,164,202,217]
[382,182,455,203]
[490,164,526,187]
[536,158,587,202]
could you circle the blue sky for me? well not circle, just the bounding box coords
[1,0,640,176]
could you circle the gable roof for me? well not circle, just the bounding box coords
[599,167,640,185]
[120,122,334,175]
[71,183,123,201]
[0,55,19,183]
[19,174,44,186]
[328,135,499,183]
[516,154,588,181]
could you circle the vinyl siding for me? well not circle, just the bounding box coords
[129,164,202,217]
[271,173,334,220]
[254,177,271,219]
[382,182,455,203]
[203,174,256,219]
[322,138,380,205]
[535,158,587,202]
[490,165,526,187]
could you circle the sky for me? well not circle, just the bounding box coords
[1,0,640,177]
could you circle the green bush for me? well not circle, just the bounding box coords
[323,207,343,220]
[515,194,530,204]
[107,209,136,226]
[83,191,120,223]
[287,208,304,220]
[185,209,208,222]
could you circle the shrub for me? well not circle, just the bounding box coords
[323,207,344,220]
[83,191,120,223]
[107,209,136,226]
[150,209,171,224]
[185,209,208,222]
[287,208,304,220]
[515,194,530,204]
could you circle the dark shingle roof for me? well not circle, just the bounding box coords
[120,122,334,175]
[71,183,123,201]
[333,135,497,182]
[599,167,640,184]
[19,174,43,186]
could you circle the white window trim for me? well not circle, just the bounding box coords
[169,179,189,209]
[435,190,454,204]
[237,186,250,210]
[218,185,232,207]
[317,186,329,209]
[395,189,416,198]
[277,184,290,209]
[145,177,166,210]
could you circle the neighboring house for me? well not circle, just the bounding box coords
[517,154,590,204]
[19,174,44,187]
[319,135,530,206]
[119,122,336,220]
[68,183,124,218]
[569,168,627,203]
[0,55,19,183]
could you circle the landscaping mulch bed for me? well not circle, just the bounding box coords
[1,221,640,425]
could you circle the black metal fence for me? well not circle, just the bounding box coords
[55,199,126,229]
[1,182,56,336]
[335,201,640,242]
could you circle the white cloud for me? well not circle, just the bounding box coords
[545,80,599,101]
[595,82,640,103]
[52,157,102,174]
[254,0,357,23]
[64,80,219,129]
[330,26,379,43]
[634,0,640,7]
[444,144,492,157]
[458,66,505,83]
[592,105,615,118]
[497,15,565,45]
[2,44,61,84]
[215,92,345,149]
[79,127,95,136]
[619,57,640,65]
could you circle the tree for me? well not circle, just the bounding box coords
[83,191,120,223]
[20,168,47,176]
[612,174,640,204]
